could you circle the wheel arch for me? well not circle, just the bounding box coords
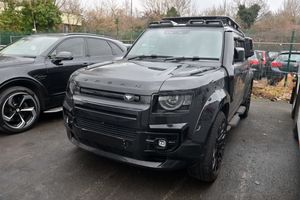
[192,88,230,143]
[0,78,48,110]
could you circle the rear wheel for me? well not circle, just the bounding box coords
[0,86,40,134]
[187,112,227,182]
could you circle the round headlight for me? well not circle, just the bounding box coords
[158,95,185,111]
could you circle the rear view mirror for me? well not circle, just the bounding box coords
[52,51,73,65]
[234,47,245,62]
[245,37,254,58]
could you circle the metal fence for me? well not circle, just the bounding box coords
[0,32,30,45]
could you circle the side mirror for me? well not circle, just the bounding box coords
[234,47,245,62]
[125,44,132,52]
[52,51,73,64]
[245,37,254,58]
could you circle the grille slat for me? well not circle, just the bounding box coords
[80,87,124,100]
[76,117,138,140]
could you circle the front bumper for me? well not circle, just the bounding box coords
[63,97,205,170]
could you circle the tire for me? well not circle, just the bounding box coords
[0,86,40,134]
[240,81,253,119]
[187,112,227,182]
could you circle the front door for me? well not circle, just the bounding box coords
[45,37,89,106]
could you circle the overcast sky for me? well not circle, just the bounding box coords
[193,0,283,12]
[82,0,284,13]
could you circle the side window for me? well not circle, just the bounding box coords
[86,38,113,57]
[234,39,245,63]
[55,38,85,58]
[108,41,124,55]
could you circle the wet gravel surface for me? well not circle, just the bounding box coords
[0,99,299,200]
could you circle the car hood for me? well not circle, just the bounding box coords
[0,55,35,68]
[74,60,219,95]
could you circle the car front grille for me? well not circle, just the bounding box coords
[76,116,138,140]
[80,87,125,101]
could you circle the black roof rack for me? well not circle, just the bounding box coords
[149,20,178,28]
[155,16,243,34]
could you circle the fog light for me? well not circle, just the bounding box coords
[157,139,167,149]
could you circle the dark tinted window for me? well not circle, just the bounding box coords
[87,38,112,56]
[55,38,85,57]
[108,41,124,55]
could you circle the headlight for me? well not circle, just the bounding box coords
[158,94,192,111]
[66,79,79,95]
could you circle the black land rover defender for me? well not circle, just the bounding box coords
[63,16,254,182]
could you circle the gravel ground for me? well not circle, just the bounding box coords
[0,99,299,200]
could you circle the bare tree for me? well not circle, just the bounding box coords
[60,0,83,32]
[203,0,234,17]
[143,0,191,17]
[280,0,300,21]
[233,0,270,19]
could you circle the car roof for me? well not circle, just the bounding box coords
[28,33,119,42]
[25,33,126,49]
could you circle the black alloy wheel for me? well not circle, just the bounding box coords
[0,87,40,134]
[188,112,227,182]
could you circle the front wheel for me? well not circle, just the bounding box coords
[0,86,40,134]
[187,112,227,182]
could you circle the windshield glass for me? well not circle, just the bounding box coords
[0,36,59,57]
[127,28,223,60]
[277,53,300,62]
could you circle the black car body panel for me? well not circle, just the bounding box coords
[0,34,127,111]
[63,17,254,171]
[291,66,300,148]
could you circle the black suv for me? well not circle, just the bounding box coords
[0,33,126,134]
[63,17,254,182]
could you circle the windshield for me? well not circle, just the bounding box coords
[277,53,300,62]
[127,28,223,60]
[0,36,59,57]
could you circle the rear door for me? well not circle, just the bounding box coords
[231,38,249,115]
[45,37,89,105]
[86,38,114,65]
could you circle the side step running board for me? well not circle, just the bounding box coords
[237,106,246,115]
[227,106,246,131]
[44,107,63,113]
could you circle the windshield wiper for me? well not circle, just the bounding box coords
[127,55,170,60]
[164,56,219,62]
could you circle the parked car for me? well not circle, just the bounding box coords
[268,51,300,85]
[0,33,127,134]
[63,16,254,182]
[256,50,267,76]
[268,51,279,61]
[248,51,263,79]
[266,51,279,79]
[291,67,300,147]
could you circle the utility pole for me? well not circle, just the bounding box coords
[284,30,296,87]
[130,0,133,43]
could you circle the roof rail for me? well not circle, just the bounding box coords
[149,20,177,28]
[65,33,116,40]
[186,19,224,27]
[162,16,241,31]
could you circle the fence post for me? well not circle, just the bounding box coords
[284,30,296,87]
